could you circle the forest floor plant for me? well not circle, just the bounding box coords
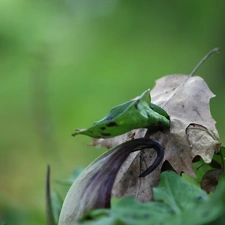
[46,48,225,225]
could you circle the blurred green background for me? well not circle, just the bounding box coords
[0,0,224,224]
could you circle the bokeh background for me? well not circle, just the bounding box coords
[0,0,225,224]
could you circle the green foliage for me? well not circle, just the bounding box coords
[51,190,63,224]
[56,68,223,225]
[71,171,225,225]
[72,89,170,139]
[1,1,225,224]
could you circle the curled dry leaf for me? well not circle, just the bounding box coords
[151,75,220,168]
[58,138,164,225]
[92,74,220,201]
[186,124,220,163]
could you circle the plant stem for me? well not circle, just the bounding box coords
[190,47,220,77]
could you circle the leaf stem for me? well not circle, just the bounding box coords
[189,47,220,77]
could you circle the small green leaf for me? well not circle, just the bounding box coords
[74,217,123,225]
[153,171,225,225]
[111,196,171,225]
[206,212,225,225]
[72,89,170,139]
[51,190,63,224]
[153,171,207,213]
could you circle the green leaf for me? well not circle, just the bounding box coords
[153,171,225,225]
[51,190,63,224]
[72,171,225,225]
[111,197,171,225]
[153,171,208,213]
[72,89,170,139]
[206,212,225,225]
[74,217,124,225]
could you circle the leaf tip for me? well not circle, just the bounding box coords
[72,128,85,137]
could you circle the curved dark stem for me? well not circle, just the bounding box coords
[138,139,164,177]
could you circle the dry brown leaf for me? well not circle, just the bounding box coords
[200,169,223,193]
[150,75,220,168]
[112,148,162,201]
[91,74,220,201]
[89,129,148,148]
[186,124,220,163]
